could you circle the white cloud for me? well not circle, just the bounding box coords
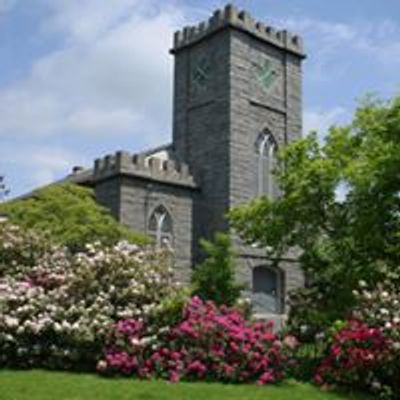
[65,107,140,136]
[0,1,185,143]
[303,107,349,138]
[40,0,140,43]
[276,16,400,81]
[2,146,86,187]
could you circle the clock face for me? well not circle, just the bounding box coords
[191,56,211,93]
[256,59,278,93]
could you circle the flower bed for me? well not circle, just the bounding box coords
[98,297,292,385]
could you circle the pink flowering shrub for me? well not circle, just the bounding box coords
[315,319,395,398]
[98,297,289,384]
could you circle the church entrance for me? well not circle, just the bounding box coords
[251,265,284,314]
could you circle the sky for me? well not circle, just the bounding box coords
[0,0,399,198]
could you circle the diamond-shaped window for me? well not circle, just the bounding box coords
[192,57,210,90]
[257,60,278,92]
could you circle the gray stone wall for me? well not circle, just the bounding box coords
[118,177,195,284]
[172,29,232,260]
[94,177,121,220]
[92,150,197,283]
[172,6,305,316]
[227,28,304,316]
[228,28,302,206]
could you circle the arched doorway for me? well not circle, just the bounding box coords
[251,265,284,314]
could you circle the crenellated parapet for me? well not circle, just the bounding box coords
[93,151,197,188]
[171,4,304,57]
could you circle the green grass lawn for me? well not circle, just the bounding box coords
[0,370,368,400]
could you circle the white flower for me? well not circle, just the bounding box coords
[371,380,381,390]
[71,321,80,330]
[96,360,107,371]
[129,337,141,346]
[393,342,400,351]
[61,321,71,331]
[53,322,62,332]
[300,325,308,333]
[5,316,19,328]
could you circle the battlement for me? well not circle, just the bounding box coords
[171,4,304,57]
[93,151,197,188]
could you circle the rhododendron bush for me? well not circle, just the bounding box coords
[315,320,392,393]
[315,280,400,399]
[0,223,177,369]
[98,297,292,385]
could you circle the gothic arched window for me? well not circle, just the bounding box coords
[256,130,278,198]
[148,205,173,249]
[251,265,283,314]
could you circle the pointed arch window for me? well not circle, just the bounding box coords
[256,130,278,198]
[148,205,173,249]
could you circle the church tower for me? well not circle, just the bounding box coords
[171,5,306,318]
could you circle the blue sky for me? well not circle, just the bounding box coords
[0,0,399,198]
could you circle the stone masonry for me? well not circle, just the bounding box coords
[66,4,306,322]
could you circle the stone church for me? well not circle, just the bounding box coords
[68,4,305,321]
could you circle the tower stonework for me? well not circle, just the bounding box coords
[171,5,306,320]
[61,4,307,322]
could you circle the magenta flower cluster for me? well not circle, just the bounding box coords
[98,297,288,384]
[315,319,393,393]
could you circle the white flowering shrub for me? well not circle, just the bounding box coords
[0,223,178,370]
[351,279,400,398]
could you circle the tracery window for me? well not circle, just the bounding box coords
[148,205,173,249]
[256,130,278,198]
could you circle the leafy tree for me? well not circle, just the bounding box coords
[191,232,243,306]
[0,183,149,251]
[0,175,10,202]
[230,94,400,331]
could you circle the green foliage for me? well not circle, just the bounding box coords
[230,94,400,331]
[148,287,192,331]
[0,183,149,251]
[287,342,327,383]
[191,232,243,306]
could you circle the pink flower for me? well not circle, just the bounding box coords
[283,335,299,350]
[169,370,180,383]
[257,371,275,385]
